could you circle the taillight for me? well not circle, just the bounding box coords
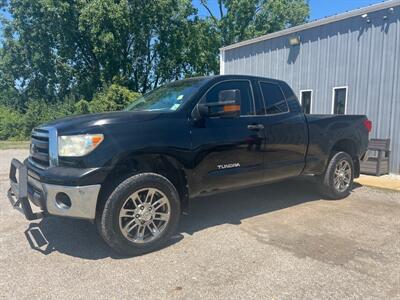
[363,119,372,133]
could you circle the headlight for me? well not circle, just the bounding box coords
[58,134,104,157]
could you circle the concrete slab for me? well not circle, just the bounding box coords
[1,149,400,299]
[355,174,400,191]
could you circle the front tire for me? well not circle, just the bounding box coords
[97,173,181,256]
[317,151,354,200]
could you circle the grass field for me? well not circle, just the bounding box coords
[0,141,29,150]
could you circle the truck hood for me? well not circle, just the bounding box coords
[41,111,161,134]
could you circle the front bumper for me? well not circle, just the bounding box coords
[8,159,101,220]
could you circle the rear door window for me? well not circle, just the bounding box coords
[259,82,289,115]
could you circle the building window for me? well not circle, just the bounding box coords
[332,87,347,114]
[300,90,312,114]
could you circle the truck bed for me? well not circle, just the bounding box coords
[303,114,369,175]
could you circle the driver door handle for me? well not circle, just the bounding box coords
[247,124,264,130]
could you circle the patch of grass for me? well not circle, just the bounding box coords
[0,141,30,150]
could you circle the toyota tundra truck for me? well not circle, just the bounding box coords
[7,75,371,255]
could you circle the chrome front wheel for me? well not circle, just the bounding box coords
[98,173,181,256]
[119,188,171,244]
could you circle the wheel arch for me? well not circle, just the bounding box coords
[96,153,189,218]
[329,138,360,178]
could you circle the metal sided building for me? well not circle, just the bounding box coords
[220,1,400,174]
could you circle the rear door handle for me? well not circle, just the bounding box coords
[247,124,264,130]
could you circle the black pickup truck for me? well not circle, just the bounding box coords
[8,75,371,255]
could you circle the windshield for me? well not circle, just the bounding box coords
[125,78,206,112]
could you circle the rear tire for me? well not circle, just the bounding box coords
[97,173,181,256]
[317,151,354,200]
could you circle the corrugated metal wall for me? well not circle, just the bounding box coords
[222,5,400,174]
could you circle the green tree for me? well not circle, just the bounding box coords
[200,0,309,46]
[0,0,309,118]
[0,0,219,108]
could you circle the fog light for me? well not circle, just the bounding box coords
[55,192,71,209]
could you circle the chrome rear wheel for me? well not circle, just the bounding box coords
[333,160,352,192]
[317,151,354,200]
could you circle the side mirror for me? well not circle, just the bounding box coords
[195,89,241,120]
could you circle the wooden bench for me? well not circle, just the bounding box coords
[360,138,390,176]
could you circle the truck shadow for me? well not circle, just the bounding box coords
[24,179,362,260]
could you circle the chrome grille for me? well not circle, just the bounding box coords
[29,128,50,169]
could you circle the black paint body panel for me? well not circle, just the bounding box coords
[28,75,369,197]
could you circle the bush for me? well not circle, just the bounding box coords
[89,84,141,113]
[0,106,25,140]
[0,100,76,140]
[74,99,91,115]
[0,84,142,140]
[23,99,76,137]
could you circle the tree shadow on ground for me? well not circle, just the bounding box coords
[24,178,362,260]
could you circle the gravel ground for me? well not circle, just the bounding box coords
[0,149,399,299]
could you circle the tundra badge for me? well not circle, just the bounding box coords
[217,163,241,170]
